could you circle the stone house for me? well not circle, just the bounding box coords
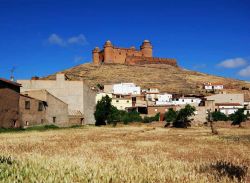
[17,74,96,124]
[0,78,21,128]
[19,94,46,126]
[21,90,69,126]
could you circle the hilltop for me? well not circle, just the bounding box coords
[43,63,250,98]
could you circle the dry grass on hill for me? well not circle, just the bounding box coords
[44,63,250,95]
[0,125,249,182]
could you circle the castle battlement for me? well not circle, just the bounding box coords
[92,40,177,67]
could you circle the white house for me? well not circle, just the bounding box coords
[156,93,173,105]
[215,103,244,115]
[142,88,160,102]
[113,83,141,95]
[204,83,224,90]
[172,97,202,106]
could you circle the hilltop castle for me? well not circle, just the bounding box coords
[92,40,177,66]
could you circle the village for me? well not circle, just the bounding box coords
[0,40,249,129]
[1,74,250,129]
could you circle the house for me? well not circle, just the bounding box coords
[205,94,244,106]
[203,83,224,90]
[142,88,160,102]
[19,94,46,126]
[0,78,22,128]
[215,103,244,115]
[172,97,202,106]
[21,90,69,126]
[113,83,141,95]
[147,105,176,121]
[17,74,96,124]
[155,93,172,105]
[96,92,132,111]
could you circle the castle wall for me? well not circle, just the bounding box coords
[92,40,178,67]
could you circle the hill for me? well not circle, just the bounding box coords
[44,63,250,97]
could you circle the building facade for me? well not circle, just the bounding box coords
[0,78,21,128]
[21,90,69,126]
[17,74,96,124]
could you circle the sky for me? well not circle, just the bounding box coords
[0,0,250,81]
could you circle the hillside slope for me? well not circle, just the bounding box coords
[44,63,250,97]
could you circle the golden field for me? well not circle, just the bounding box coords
[0,124,249,183]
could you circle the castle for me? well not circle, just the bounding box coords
[92,40,178,66]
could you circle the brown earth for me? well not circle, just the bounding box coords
[43,63,250,97]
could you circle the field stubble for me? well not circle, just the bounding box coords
[0,125,249,182]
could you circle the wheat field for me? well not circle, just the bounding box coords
[0,125,249,182]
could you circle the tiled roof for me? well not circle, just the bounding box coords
[0,78,21,87]
[215,103,242,106]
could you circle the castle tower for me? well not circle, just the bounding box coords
[104,40,114,63]
[140,40,153,57]
[92,47,100,65]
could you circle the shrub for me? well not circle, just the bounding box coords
[229,108,247,127]
[143,113,160,123]
[121,111,142,124]
[211,111,228,121]
[165,108,177,123]
[172,105,196,128]
[0,155,14,165]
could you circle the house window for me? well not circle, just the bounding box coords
[41,119,44,124]
[26,121,29,126]
[191,99,194,102]
[25,101,30,110]
[116,100,119,103]
[182,99,184,102]
[53,117,56,123]
[127,100,129,103]
[38,102,43,111]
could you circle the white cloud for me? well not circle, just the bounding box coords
[47,33,88,47]
[238,66,250,77]
[68,34,88,45]
[48,33,66,46]
[217,58,247,68]
[74,56,84,63]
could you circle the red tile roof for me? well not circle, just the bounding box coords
[0,78,21,87]
[215,103,242,106]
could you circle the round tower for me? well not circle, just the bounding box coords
[92,47,100,65]
[140,40,153,57]
[104,40,114,63]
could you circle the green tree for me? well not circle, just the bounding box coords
[211,111,228,121]
[229,108,247,127]
[165,108,177,123]
[94,95,113,126]
[173,104,196,128]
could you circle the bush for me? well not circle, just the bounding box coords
[211,111,228,121]
[172,105,196,128]
[121,111,142,124]
[165,108,177,123]
[143,113,160,123]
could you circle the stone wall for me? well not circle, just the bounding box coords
[125,56,177,66]
[19,94,46,126]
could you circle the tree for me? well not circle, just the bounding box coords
[94,95,113,126]
[207,109,219,135]
[229,108,247,127]
[173,105,196,128]
[211,111,228,121]
[165,108,177,123]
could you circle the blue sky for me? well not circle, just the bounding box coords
[0,0,250,80]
